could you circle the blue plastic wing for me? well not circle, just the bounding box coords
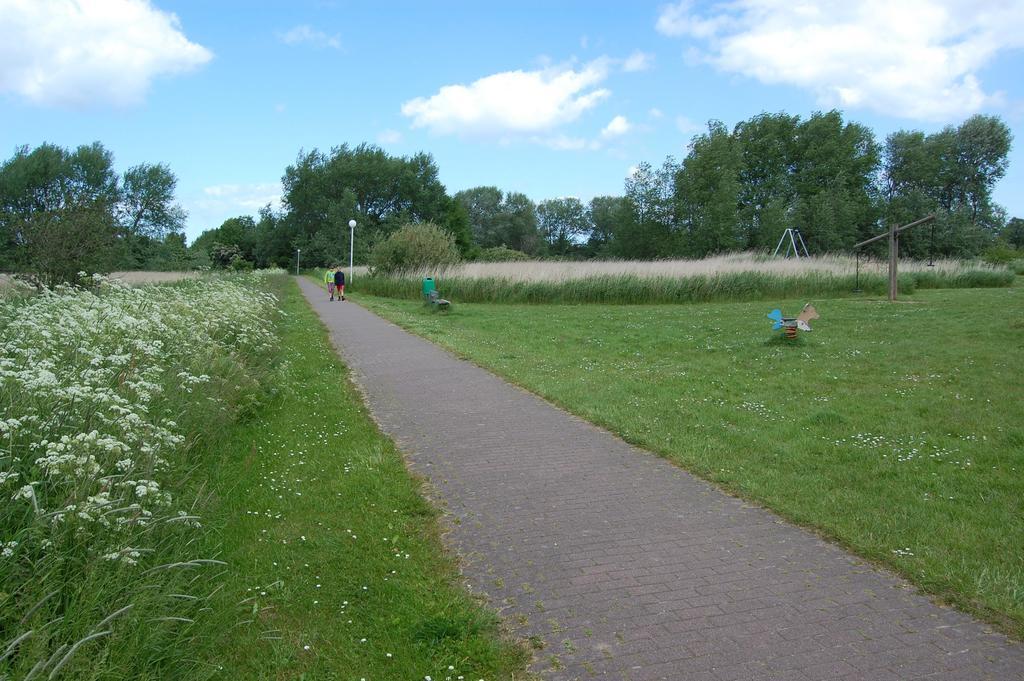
[767,309,783,323]
[772,321,783,330]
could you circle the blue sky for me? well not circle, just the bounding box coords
[2,0,1023,243]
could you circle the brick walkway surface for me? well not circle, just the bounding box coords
[298,279,1023,681]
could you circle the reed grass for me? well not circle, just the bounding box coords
[348,253,1012,304]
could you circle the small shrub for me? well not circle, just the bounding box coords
[476,246,531,262]
[981,244,1020,265]
[229,256,254,271]
[369,223,461,275]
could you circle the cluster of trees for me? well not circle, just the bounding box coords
[0,142,196,286]
[3,109,1016,286]
[191,144,473,271]
[444,112,1014,262]
[200,111,1009,271]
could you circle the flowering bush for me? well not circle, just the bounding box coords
[0,271,282,678]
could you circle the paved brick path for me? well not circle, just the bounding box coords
[298,279,1023,680]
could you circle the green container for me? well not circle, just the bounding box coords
[422,277,436,298]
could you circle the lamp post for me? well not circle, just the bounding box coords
[348,219,357,285]
[295,249,301,276]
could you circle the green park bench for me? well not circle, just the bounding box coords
[422,277,451,311]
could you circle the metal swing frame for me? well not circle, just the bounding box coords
[773,228,810,258]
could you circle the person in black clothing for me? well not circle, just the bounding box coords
[333,267,345,301]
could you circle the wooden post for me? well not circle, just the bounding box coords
[852,215,935,302]
[888,221,897,301]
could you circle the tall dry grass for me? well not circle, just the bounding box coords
[350,254,1013,304]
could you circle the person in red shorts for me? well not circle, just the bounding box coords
[333,266,345,301]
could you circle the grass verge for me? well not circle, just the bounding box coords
[353,285,1024,640]
[200,276,531,679]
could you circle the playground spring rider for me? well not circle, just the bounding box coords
[767,304,819,339]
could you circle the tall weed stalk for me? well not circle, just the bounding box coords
[0,272,282,679]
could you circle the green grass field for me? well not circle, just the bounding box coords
[355,284,1024,639]
[198,277,531,679]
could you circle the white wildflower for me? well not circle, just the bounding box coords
[12,484,34,501]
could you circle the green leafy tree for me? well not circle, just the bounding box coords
[495,192,542,255]
[210,242,244,269]
[190,215,260,264]
[280,144,468,264]
[733,112,799,249]
[119,163,186,238]
[150,232,193,270]
[0,141,189,282]
[946,115,1012,225]
[15,206,118,287]
[676,121,742,256]
[440,195,473,255]
[586,195,630,256]
[252,205,294,268]
[881,115,1011,257]
[0,142,120,286]
[118,231,200,271]
[1002,217,1024,249]
[455,186,504,247]
[791,111,879,251]
[610,160,677,259]
[881,130,943,258]
[294,228,346,269]
[455,187,543,254]
[537,197,590,256]
[217,216,258,259]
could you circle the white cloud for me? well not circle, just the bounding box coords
[623,50,654,72]
[200,183,282,211]
[656,0,734,39]
[676,115,702,135]
[401,60,611,136]
[377,129,403,144]
[279,24,341,50]
[626,165,640,178]
[530,134,604,151]
[0,0,212,107]
[601,115,632,137]
[185,182,282,237]
[649,107,665,118]
[655,0,1024,120]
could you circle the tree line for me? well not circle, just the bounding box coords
[2,110,1018,284]
[0,142,195,286]
[197,111,1016,270]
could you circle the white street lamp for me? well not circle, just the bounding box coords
[296,248,301,276]
[348,219,357,285]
